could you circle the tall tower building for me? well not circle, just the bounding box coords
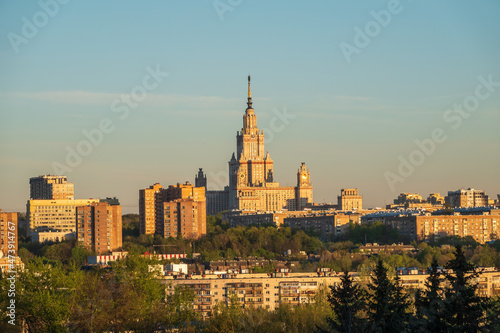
[29,175,74,200]
[228,76,313,211]
[296,163,313,210]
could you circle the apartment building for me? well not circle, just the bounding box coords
[76,201,122,254]
[0,209,18,256]
[338,188,363,211]
[27,198,99,239]
[29,175,74,200]
[164,269,500,317]
[446,188,489,208]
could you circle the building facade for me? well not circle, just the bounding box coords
[284,213,351,239]
[337,188,362,211]
[206,189,229,215]
[139,183,164,235]
[227,76,313,212]
[379,212,500,243]
[160,182,206,239]
[140,182,207,239]
[164,270,500,317]
[0,210,18,257]
[29,175,74,200]
[446,188,489,208]
[27,199,100,239]
[76,201,123,254]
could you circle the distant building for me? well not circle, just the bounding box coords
[227,77,313,211]
[285,213,351,239]
[206,188,229,215]
[337,188,362,211]
[139,183,164,235]
[77,201,122,255]
[226,211,292,228]
[394,193,423,205]
[363,209,499,244]
[0,209,18,257]
[194,168,228,215]
[27,199,100,239]
[195,168,207,189]
[139,182,207,239]
[427,193,445,205]
[161,182,206,239]
[29,175,74,200]
[446,188,489,208]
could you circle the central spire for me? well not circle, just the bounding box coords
[247,75,252,109]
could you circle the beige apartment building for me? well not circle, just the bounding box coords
[27,199,99,238]
[446,188,489,208]
[384,213,500,243]
[337,188,363,211]
[29,175,74,200]
[164,269,500,317]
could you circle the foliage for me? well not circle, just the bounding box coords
[342,221,402,245]
[443,245,489,331]
[413,258,446,333]
[367,259,411,333]
[326,271,367,333]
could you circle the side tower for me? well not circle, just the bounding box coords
[296,162,313,210]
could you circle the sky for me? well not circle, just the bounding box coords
[1,0,499,213]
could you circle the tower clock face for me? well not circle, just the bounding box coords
[240,173,245,179]
[301,174,307,180]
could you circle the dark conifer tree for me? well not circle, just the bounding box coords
[326,270,367,333]
[413,258,446,333]
[367,259,411,333]
[444,245,488,332]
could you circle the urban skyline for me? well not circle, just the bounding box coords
[1,1,500,213]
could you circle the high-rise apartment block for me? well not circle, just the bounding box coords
[139,182,206,239]
[27,199,100,238]
[139,183,164,235]
[76,201,122,255]
[29,175,74,200]
[0,210,18,257]
[337,188,362,211]
[446,188,489,208]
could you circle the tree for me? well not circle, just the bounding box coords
[326,271,367,333]
[443,245,489,332]
[413,258,446,333]
[367,260,411,333]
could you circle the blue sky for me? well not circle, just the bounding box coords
[1,0,499,213]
